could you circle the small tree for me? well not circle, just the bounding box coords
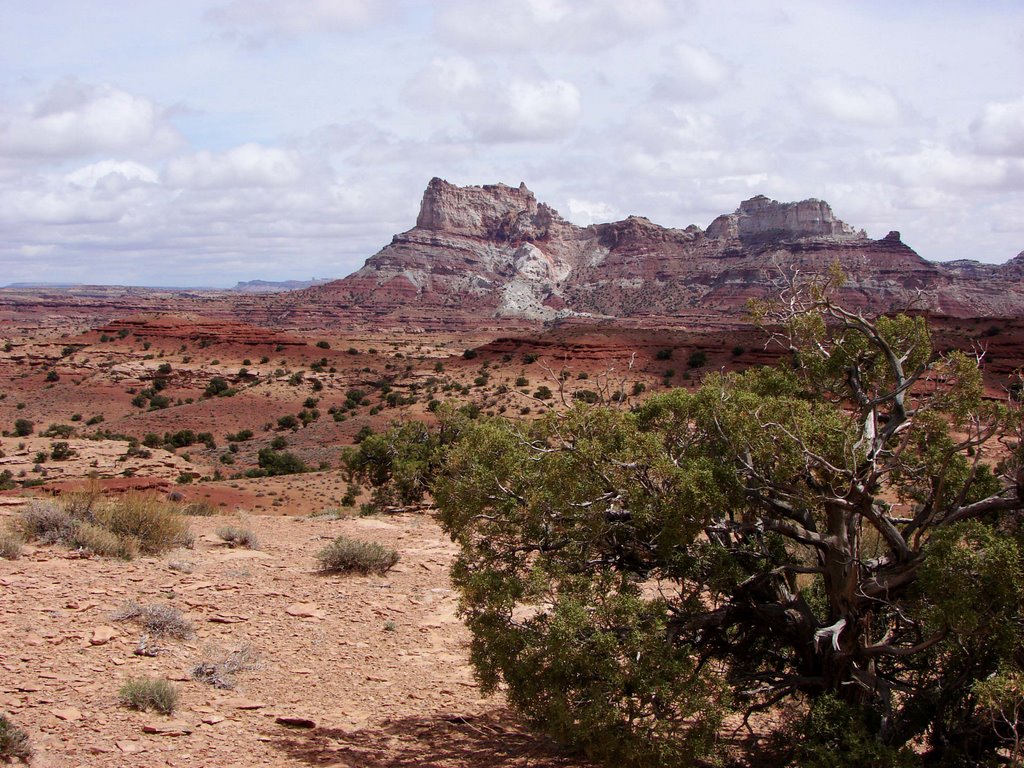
[436,272,1024,766]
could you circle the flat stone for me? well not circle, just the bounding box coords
[285,602,325,619]
[224,698,267,710]
[116,740,145,753]
[89,626,119,645]
[52,707,82,721]
[142,720,193,736]
[275,715,316,729]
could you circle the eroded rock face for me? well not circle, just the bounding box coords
[706,195,861,240]
[292,179,1024,326]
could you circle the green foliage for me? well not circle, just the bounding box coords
[437,285,1024,767]
[256,448,308,476]
[12,418,32,437]
[789,695,916,768]
[118,678,179,714]
[341,410,468,513]
[204,377,231,397]
[277,414,299,430]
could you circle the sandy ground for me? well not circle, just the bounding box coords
[0,507,593,768]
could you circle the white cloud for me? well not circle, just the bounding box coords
[404,57,484,109]
[971,97,1024,156]
[466,79,582,142]
[875,142,1021,190]
[805,76,900,125]
[652,43,733,101]
[566,197,619,225]
[437,0,678,52]
[403,61,582,143]
[165,144,305,189]
[65,160,159,189]
[0,80,180,159]
[207,0,384,42]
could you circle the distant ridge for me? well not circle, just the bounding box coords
[230,279,333,293]
[290,177,1024,325]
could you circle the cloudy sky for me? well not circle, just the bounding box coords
[2,1,1023,287]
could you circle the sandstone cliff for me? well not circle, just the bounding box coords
[292,179,1024,328]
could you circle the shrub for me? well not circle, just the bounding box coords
[93,494,191,554]
[112,601,194,639]
[277,414,299,430]
[50,441,74,461]
[216,526,259,549]
[204,377,231,397]
[316,536,399,575]
[687,350,708,369]
[315,340,330,349]
[69,522,136,559]
[257,448,308,476]
[0,529,23,560]
[190,645,258,689]
[13,419,32,437]
[182,500,216,516]
[18,501,76,544]
[462,348,478,360]
[118,678,178,715]
[0,713,31,763]
[655,348,673,360]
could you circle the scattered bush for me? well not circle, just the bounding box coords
[655,348,673,360]
[315,340,331,349]
[112,601,194,639]
[12,419,32,437]
[18,501,76,544]
[190,645,259,690]
[204,377,231,397]
[182,500,216,516]
[0,713,32,763]
[462,348,478,360]
[93,494,191,554]
[256,448,308,476]
[118,678,179,715]
[0,529,23,560]
[687,349,708,369]
[216,525,259,549]
[69,522,136,559]
[316,535,399,575]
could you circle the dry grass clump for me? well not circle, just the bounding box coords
[68,522,138,559]
[0,713,32,763]
[0,529,23,561]
[316,535,399,575]
[93,493,191,554]
[18,500,76,544]
[182,500,216,516]
[191,645,259,689]
[118,678,178,715]
[216,525,259,549]
[17,492,190,559]
[112,601,194,639]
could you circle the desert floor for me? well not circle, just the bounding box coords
[0,506,594,767]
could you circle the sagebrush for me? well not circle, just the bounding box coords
[118,678,178,714]
[316,536,399,575]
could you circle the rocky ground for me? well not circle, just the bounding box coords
[0,506,594,767]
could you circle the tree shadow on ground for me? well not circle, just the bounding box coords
[270,708,597,768]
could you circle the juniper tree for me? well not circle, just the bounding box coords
[436,272,1024,766]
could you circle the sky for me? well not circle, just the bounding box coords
[1,0,1023,287]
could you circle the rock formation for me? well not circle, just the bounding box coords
[290,178,1024,328]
